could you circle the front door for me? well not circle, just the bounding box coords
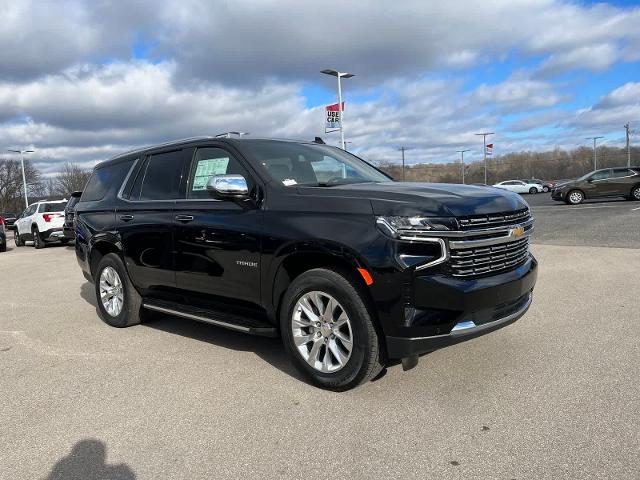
[584,169,612,197]
[173,146,262,304]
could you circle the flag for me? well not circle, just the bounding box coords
[485,143,493,155]
[325,102,344,132]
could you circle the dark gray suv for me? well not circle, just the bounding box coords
[551,167,640,204]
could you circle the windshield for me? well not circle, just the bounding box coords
[241,141,391,187]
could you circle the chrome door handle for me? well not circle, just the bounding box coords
[175,215,194,223]
[120,214,134,222]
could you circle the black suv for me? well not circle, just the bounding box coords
[552,167,640,204]
[63,191,82,241]
[75,137,537,390]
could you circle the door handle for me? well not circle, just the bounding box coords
[120,214,134,222]
[175,215,194,223]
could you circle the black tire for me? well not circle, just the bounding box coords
[0,240,6,252]
[280,268,383,391]
[528,187,537,194]
[32,227,45,249]
[14,230,23,247]
[543,186,550,193]
[94,253,143,328]
[630,185,640,201]
[566,189,584,205]
[60,238,70,245]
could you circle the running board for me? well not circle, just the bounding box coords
[142,299,278,337]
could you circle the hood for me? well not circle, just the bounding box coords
[298,182,528,217]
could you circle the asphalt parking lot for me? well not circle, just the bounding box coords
[1,196,639,479]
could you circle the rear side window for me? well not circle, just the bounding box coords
[611,169,635,178]
[138,150,185,201]
[39,202,67,213]
[83,160,135,202]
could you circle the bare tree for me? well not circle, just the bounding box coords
[0,158,43,213]
[52,163,91,197]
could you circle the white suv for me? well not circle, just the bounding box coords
[14,200,68,249]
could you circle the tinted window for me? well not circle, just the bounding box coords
[83,159,135,202]
[139,150,185,200]
[187,147,252,199]
[591,170,611,181]
[67,196,81,209]
[611,169,634,178]
[39,202,66,213]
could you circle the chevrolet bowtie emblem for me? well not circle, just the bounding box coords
[511,226,525,238]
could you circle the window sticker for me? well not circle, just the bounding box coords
[192,158,229,190]
[282,178,297,186]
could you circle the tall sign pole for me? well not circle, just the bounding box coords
[399,147,407,181]
[321,69,355,150]
[475,132,494,184]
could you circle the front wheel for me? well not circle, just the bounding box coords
[280,268,383,391]
[566,190,584,205]
[529,187,537,194]
[94,253,143,327]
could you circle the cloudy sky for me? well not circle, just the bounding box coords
[1,0,640,174]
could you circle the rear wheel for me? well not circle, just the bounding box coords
[280,268,383,391]
[566,190,584,205]
[94,253,143,328]
[32,227,44,249]
[14,230,23,247]
[630,185,640,201]
[0,239,6,252]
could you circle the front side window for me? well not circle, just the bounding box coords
[241,140,390,187]
[591,170,611,181]
[187,147,253,199]
[139,150,185,200]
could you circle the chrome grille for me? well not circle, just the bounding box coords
[457,208,530,230]
[447,236,530,277]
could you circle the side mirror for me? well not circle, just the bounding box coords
[206,174,249,200]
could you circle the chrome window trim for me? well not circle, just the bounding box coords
[116,158,140,201]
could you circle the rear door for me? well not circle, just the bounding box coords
[608,168,638,196]
[117,149,190,295]
[173,145,262,304]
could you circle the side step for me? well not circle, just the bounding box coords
[142,299,278,337]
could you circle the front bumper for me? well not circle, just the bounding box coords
[386,256,537,359]
[551,189,566,201]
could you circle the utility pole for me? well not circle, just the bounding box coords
[398,147,408,181]
[8,149,34,209]
[625,124,631,168]
[475,132,494,184]
[321,69,355,150]
[457,149,470,184]
[585,136,604,170]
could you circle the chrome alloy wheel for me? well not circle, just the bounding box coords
[99,266,124,317]
[291,291,353,373]
[633,186,640,200]
[569,191,583,204]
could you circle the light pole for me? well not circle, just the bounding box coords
[321,69,354,150]
[585,136,604,170]
[624,124,631,168]
[398,147,409,181]
[457,149,470,184]
[8,149,34,209]
[475,132,494,184]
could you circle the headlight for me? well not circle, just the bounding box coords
[376,216,456,239]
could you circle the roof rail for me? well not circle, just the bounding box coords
[215,132,250,138]
[109,136,216,160]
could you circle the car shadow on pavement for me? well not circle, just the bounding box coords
[145,312,305,383]
[78,282,305,384]
[45,438,135,480]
